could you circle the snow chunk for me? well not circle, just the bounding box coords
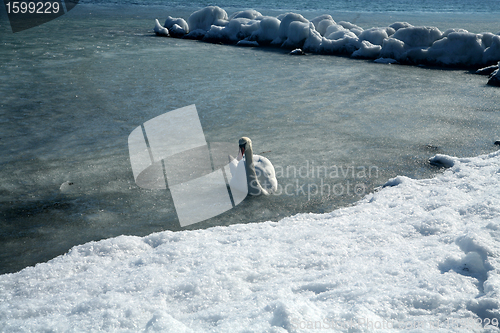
[322,31,360,55]
[389,22,413,31]
[273,13,309,46]
[281,21,313,48]
[248,16,280,44]
[184,29,206,40]
[481,32,496,48]
[358,27,390,46]
[164,16,189,34]
[338,20,362,32]
[429,154,456,168]
[187,6,228,32]
[311,15,335,37]
[203,25,225,41]
[383,175,409,187]
[205,17,260,43]
[442,28,469,38]
[379,37,406,61]
[153,19,169,36]
[391,26,443,48]
[324,23,347,38]
[229,9,263,20]
[351,40,382,59]
[302,28,322,53]
[416,32,486,67]
[168,24,187,38]
[310,14,334,28]
[484,35,500,64]
[289,48,305,55]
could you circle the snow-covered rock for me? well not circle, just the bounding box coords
[187,6,228,32]
[153,19,169,37]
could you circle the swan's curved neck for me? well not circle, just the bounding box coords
[243,144,265,195]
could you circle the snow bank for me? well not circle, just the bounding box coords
[2,150,500,331]
[154,6,500,69]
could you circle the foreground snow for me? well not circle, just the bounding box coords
[1,151,500,332]
[156,6,500,69]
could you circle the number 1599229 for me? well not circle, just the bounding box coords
[5,2,60,14]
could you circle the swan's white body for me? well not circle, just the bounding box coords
[230,137,277,196]
[250,154,278,195]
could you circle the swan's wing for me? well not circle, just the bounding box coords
[253,154,278,193]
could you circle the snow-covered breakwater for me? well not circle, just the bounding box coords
[154,6,500,69]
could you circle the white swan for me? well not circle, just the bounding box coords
[234,137,278,196]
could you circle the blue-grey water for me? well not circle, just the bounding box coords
[1,1,500,274]
[76,0,500,14]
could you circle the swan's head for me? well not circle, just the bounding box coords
[238,137,252,156]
